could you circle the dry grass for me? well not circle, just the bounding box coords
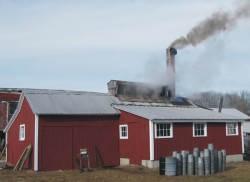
[0,162,250,182]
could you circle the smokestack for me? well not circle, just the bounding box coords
[167,47,177,97]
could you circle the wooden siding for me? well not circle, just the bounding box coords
[0,93,20,101]
[154,122,243,160]
[38,115,119,171]
[7,98,35,169]
[119,111,150,165]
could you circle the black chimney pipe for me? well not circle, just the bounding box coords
[167,47,177,97]
[218,96,223,113]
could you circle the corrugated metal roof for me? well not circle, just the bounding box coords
[114,105,250,122]
[211,108,250,119]
[23,89,121,115]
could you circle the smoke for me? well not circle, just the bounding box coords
[169,1,250,49]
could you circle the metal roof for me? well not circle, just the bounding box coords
[114,105,250,122]
[23,89,121,115]
[0,88,23,93]
[211,108,250,119]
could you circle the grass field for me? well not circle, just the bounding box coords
[0,162,250,182]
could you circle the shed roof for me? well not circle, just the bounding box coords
[23,89,121,115]
[4,89,121,133]
[113,105,250,122]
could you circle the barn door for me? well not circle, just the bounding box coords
[40,127,73,171]
[99,126,119,166]
[129,122,141,165]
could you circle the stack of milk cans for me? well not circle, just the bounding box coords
[159,144,227,176]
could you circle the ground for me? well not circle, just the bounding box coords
[0,162,250,182]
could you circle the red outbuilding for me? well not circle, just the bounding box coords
[4,89,120,171]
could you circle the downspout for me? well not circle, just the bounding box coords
[34,114,39,171]
[5,131,8,162]
[241,122,244,154]
[149,120,154,160]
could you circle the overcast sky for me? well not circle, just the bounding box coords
[1,0,250,96]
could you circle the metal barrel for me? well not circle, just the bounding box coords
[200,151,204,158]
[176,153,182,176]
[193,147,200,154]
[218,151,223,172]
[187,154,194,175]
[181,150,187,175]
[198,157,205,176]
[210,149,215,174]
[208,143,214,150]
[165,157,177,176]
[214,149,218,173]
[204,149,211,175]
[221,149,226,171]
[159,157,166,175]
[172,151,177,157]
[193,148,200,175]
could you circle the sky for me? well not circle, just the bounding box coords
[1,0,250,96]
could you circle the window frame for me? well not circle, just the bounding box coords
[193,123,207,137]
[226,122,239,136]
[155,123,173,139]
[19,124,25,141]
[119,125,128,139]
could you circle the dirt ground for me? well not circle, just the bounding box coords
[0,162,250,182]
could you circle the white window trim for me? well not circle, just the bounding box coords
[119,125,128,139]
[193,123,207,137]
[226,122,239,136]
[19,124,25,141]
[155,123,173,139]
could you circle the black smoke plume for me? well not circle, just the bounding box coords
[169,1,250,49]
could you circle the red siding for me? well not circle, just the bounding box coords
[154,122,242,160]
[38,115,119,171]
[119,111,150,165]
[7,98,35,169]
[0,93,20,101]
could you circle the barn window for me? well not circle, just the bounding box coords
[155,123,173,138]
[19,124,25,141]
[9,101,18,115]
[226,123,238,136]
[193,123,207,137]
[119,125,128,139]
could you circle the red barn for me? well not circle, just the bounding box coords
[4,89,120,171]
[0,88,22,140]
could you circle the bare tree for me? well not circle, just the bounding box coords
[190,90,250,116]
